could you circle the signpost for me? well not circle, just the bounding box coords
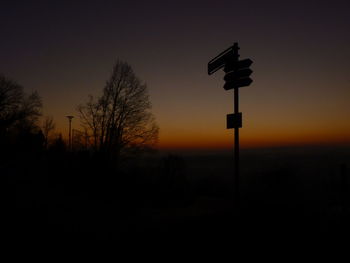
[208,43,253,205]
[208,45,236,75]
[224,68,252,82]
[223,78,252,91]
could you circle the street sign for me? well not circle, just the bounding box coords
[223,78,253,90]
[224,58,253,73]
[224,68,253,82]
[223,58,253,90]
[208,45,238,75]
[227,113,242,129]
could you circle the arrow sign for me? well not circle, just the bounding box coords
[223,78,253,90]
[224,58,253,73]
[224,68,253,82]
[208,45,238,75]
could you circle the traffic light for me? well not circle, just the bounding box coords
[223,59,253,90]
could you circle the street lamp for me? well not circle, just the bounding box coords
[66,115,74,150]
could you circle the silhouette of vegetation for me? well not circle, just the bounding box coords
[48,133,66,154]
[42,115,55,149]
[77,60,159,162]
[0,75,41,132]
[0,74,42,158]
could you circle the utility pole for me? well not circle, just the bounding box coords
[208,43,253,206]
[66,115,74,151]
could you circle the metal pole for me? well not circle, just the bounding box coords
[234,87,239,204]
[69,119,72,150]
[66,116,74,151]
[233,43,240,205]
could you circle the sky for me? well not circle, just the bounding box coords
[1,0,349,151]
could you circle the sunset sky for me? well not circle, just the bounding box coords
[1,0,349,150]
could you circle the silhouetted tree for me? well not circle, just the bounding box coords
[49,133,66,153]
[71,128,89,150]
[42,115,55,149]
[77,60,158,161]
[0,74,42,149]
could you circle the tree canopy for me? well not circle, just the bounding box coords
[77,60,159,160]
[0,74,42,134]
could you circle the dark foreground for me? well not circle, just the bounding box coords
[1,146,349,247]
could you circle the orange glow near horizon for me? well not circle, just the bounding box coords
[52,82,350,152]
[55,125,350,150]
[54,109,350,151]
[157,130,350,150]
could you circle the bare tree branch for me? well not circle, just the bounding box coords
[77,60,158,161]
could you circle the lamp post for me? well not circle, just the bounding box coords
[66,115,74,151]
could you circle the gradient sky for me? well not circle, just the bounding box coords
[1,0,349,150]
